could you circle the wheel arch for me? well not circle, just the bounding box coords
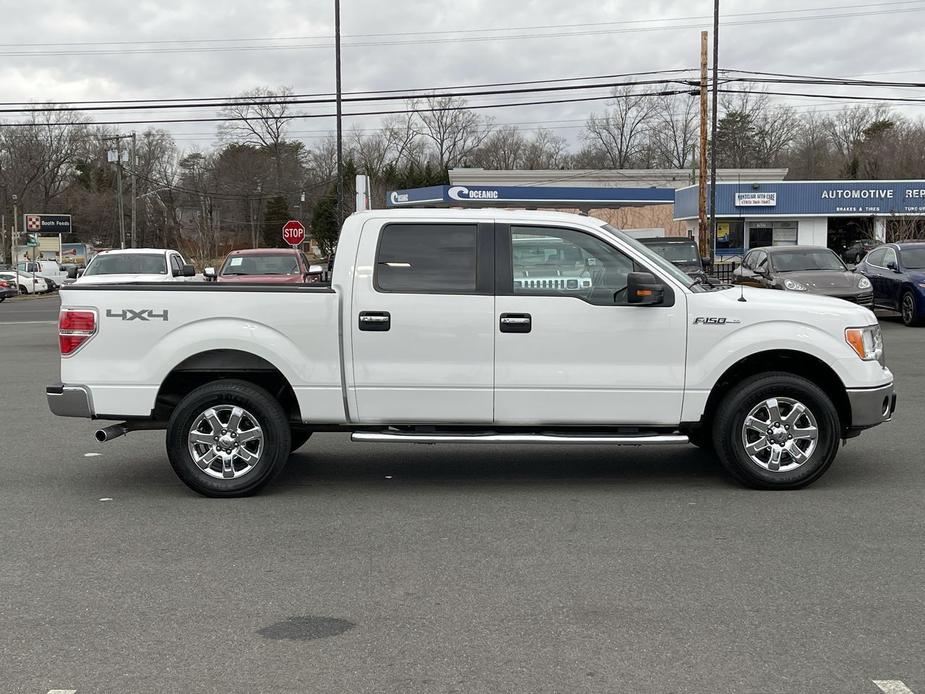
[694,349,850,434]
[154,349,302,424]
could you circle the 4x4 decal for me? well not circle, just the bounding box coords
[105,309,169,322]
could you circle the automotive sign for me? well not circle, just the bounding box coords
[24,213,72,234]
[735,193,777,207]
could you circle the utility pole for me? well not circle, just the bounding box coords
[104,134,134,249]
[115,143,126,250]
[334,0,344,228]
[130,132,137,248]
[709,0,720,254]
[12,194,18,265]
[698,30,709,260]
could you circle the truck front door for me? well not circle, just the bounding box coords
[350,219,495,424]
[493,224,687,426]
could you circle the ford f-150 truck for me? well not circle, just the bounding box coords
[47,209,896,497]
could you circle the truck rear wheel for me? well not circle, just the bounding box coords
[166,379,291,497]
[712,372,840,489]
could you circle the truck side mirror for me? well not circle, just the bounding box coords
[204,267,216,280]
[181,264,196,277]
[66,266,78,279]
[626,271,665,305]
[701,256,711,267]
[76,268,85,278]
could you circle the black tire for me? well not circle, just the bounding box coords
[712,372,840,490]
[166,379,291,497]
[290,429,313,452]
[18,285,27,295]
[900,290,923,327]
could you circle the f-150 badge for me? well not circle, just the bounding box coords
[693,316,741,325]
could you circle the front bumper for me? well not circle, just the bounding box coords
[846,382,896,431]
[46,383,94,418]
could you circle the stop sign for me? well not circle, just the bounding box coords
[282,220,306,246]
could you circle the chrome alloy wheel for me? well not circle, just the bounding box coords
[187,405,264,479]
[741,397,819,473]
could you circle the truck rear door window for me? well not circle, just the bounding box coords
[375,224,478,293]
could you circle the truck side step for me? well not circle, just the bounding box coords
[351,432,690,445]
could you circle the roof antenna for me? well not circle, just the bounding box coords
[738,280,747,302]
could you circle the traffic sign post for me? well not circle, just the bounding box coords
[282,220,306,247]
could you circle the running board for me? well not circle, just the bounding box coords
[351,432,689,445]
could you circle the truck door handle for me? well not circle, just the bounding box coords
[500,313,531,333]
[359,311,391,331]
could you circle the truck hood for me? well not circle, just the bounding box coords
[694,285,876,324]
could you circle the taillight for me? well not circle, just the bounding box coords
[59,309,97,356]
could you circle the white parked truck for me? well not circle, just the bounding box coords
[47,210,895,496]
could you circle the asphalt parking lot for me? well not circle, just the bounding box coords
[1,295,922,694]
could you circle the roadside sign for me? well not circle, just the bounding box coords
[282,220,306,246]
[26,234,39,247]
[24,213,72,235]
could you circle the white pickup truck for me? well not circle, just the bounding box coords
[47,210,896,497]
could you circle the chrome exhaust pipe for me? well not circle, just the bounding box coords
[94,420,166,443]
[95,424,128,442]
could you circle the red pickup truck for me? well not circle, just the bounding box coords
[205,248,326,284]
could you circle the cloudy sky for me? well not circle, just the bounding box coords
[2,0,923,150]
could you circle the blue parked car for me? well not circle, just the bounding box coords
[856,241,925,326]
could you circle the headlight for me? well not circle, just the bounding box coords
[783,278,807,291]
[857,276,872,290]
[845,325,884,364]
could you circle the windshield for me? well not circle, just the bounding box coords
[221,254,300,276]
[641,241,700,264]
[901,247,925,269]
[84,253,167,276]
[770,249,845,272]
[601,225,699,289]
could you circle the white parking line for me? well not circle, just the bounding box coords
[47,689,77,694]
[874,681,915,694]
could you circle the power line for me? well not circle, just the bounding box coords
[0,68,695,107]
[0,75,694,114]
[0,0,918,49]
[0,88,692,128]
[3,3,924,56]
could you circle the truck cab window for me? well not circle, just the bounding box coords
[375,223,478,293]
[510,226,637,305]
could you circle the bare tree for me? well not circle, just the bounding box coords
[583,86,658,169]
[472,125,526,169]
[522,128,569,169]
[649,93,698,169]
[218,86,295,190]
[411,95,493,170]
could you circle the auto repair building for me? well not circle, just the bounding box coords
[675,179,925,257]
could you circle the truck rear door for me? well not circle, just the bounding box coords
[349,219,495,423]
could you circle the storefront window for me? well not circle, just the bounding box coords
[747,220,798,249]
[715,220,745,257]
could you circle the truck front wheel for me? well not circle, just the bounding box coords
[166,379,291,497]
[712,372,840,489]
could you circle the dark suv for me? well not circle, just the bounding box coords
[638,237,708,283]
